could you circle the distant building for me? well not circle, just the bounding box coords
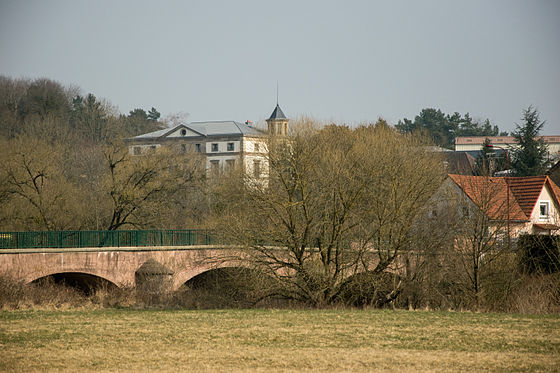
[455,135,560,160]
[125,104,289,178]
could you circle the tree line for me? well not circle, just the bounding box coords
[0,76,205,231]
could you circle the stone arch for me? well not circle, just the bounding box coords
[30,271,119,295]
[173,261,256,291]
[24,267,123,289]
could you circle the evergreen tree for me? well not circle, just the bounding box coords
[510,106,549,176]
[147,107,161,121]
[396,108,501,149]
[475,138,494,176]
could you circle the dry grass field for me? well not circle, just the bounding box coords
[1,308,559,372]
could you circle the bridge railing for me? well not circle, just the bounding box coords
[0,230,213,249]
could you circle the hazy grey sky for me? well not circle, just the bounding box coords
[1,0,559,134]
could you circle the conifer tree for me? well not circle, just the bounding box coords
[511,106,549,176]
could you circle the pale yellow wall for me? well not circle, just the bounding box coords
[205,140,240,153]
[529,184,560,226]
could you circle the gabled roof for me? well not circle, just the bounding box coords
[448,174,560,221]
[268,104,287,120]
[506,176,549,218]
[449,174,526,220]
[130,120,265,140]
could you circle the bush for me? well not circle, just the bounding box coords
[0,276,90,310]
[511,273,560,314]
[518,235,560,275]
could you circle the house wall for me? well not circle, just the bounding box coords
[128,143,161,155]
[205,140,240,153]
[529,184,560,229]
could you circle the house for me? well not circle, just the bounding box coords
[125,104,289,178]
[445,174,560,237]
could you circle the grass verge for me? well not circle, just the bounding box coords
[1,308,559,372]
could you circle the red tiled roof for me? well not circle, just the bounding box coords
[505,176,548,218]
[547,177,560,204]
[448,174,527,220]
[449,174,560,221]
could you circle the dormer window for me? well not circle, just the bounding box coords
[539,202,550,220]
[180,129,187,136]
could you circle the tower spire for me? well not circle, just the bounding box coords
[267,86,289,136]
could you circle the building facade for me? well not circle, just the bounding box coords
[125,104,289,178]
[455,135,560,160]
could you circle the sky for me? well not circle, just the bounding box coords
[1,0,559,134]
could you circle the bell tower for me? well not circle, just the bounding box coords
[266,103,289,136]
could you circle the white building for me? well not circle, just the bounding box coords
[455,135,560,160]
[125,104,289,178]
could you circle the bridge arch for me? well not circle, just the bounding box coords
[172,260,255,291]
[24,266,124,289]
[31,271,119,294]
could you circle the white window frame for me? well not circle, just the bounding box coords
[539,201,550,220]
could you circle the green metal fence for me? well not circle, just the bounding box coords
[0,230,213,249]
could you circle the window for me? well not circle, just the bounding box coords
[226,159,235,170]
[539,202,550,219]
[254,143,260,152]
[227,142,234,151]
[150,145,157,150]
[253,160,261,178]
[195,143,201,153]
[180,129,187,136]
[211,143,218,152]
[210,160,220,175]
[133,146,141,155]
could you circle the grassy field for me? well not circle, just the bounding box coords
[1,309,559,372]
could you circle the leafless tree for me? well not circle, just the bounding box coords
[210,118,444,306]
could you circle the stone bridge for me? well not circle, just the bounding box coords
[0,246,245,291]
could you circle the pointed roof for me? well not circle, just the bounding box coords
[448,174,560,221]
[268,104,287,120]
[506,176,549,217]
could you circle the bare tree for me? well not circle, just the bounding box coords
[103,142,205,230]
[0,137,88,230]
[430,175,515,309]
[211,119,444,306]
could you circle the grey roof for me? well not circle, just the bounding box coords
[130,120,265,140]
[268,104,287,120]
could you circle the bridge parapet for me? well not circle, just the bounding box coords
[0,230,213,250]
